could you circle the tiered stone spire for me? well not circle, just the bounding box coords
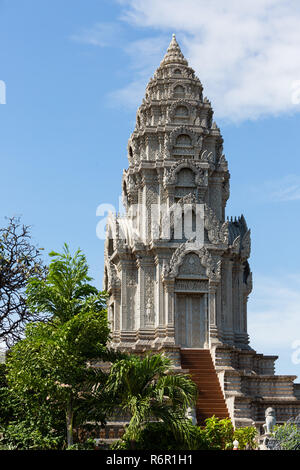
[105,34,247,349]
[103,35,300,430]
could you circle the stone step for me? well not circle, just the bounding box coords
[180,348,230,424]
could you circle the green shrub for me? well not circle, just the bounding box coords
[0,421,63,450]
[66,438,96,450]
[111,421,208,450]
[272,423,300,450]
[233,426,258,450]
[111,416,260,451]
[203,416,234,450]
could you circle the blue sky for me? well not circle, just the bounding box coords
[1,0,300,375]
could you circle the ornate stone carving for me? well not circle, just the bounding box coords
[175,279,208,291]
[231,235,241,254]
[200,149,215,165]
[177,193,197,205]
[107,262,121,291]
[241,229,251,259]
[168,100,195,121]
[178,253,206,276]
[163,159,208,188]
[144,265,155,325]
[165,126,202,157]
[218,154,228,171]
[244,271,253,296]
[162,241,221,282]
[222,178,230,203]
[204,204,229,245]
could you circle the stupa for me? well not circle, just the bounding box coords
[104,35,300,427]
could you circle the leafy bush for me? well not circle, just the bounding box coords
[233,426,258,450]
[112,416,258,451]
[272,423,300,450]
[0,421,63,450]
[202,416,234,450]
[111,421,208,450]
[66,438,96,450]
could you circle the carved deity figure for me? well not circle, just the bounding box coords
[145,299,153,324]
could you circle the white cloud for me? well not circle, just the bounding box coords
[108,35,168,108]
[269,176,300,202]
[70,22,123,47]
[252,175,300,202]
[248,273,300,352]
[116,0,300,121]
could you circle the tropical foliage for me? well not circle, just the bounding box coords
[233,426,258,450]
[0,244,259,451]
[271,422,300,450]
[105,353,198,449]
[1,245,110,448]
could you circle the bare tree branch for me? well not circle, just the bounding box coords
[0,216,47,347]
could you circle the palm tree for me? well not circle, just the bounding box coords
[104,353,197,448]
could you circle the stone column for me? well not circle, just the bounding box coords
[145,135,150,160]
[204,292,209,348]
[119,262,128,332]
[238,264,245,333]
[137,256,155,329]
[114,291,121,332]
[232,262,240,339]
[119,260,136,332]
[143,173,159,243]
[208,281,218,345]
[154,254,165,327]
[164,279,175,344]
[209,176,223,221]
[111,290,121,343]
[158,134,164,158]
[138,182,146,244]
[216,280,222,331]
[243,294,248,334]
[223,258,234,344]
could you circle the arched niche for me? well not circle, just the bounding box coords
[175,105,189,117]
[176,134,192,146]
[174,84,185,98]
[173,68,182,76]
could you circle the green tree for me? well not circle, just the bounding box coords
[5,245,111,448]
[106,353,198,449]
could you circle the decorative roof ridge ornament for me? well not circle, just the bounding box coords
[160,33,188,67]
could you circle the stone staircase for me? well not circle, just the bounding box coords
[180,349,230,425]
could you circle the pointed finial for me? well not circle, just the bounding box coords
[160,34,188,67]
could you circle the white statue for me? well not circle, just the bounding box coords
[185,406,197,425]
[263,407,276,434]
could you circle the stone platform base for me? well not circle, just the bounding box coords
[211,344,300,428]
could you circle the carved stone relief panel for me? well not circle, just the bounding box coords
[177,252,206,277]
[126,268,137,330]
[175,279,208,292]
[144,265,156,326]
